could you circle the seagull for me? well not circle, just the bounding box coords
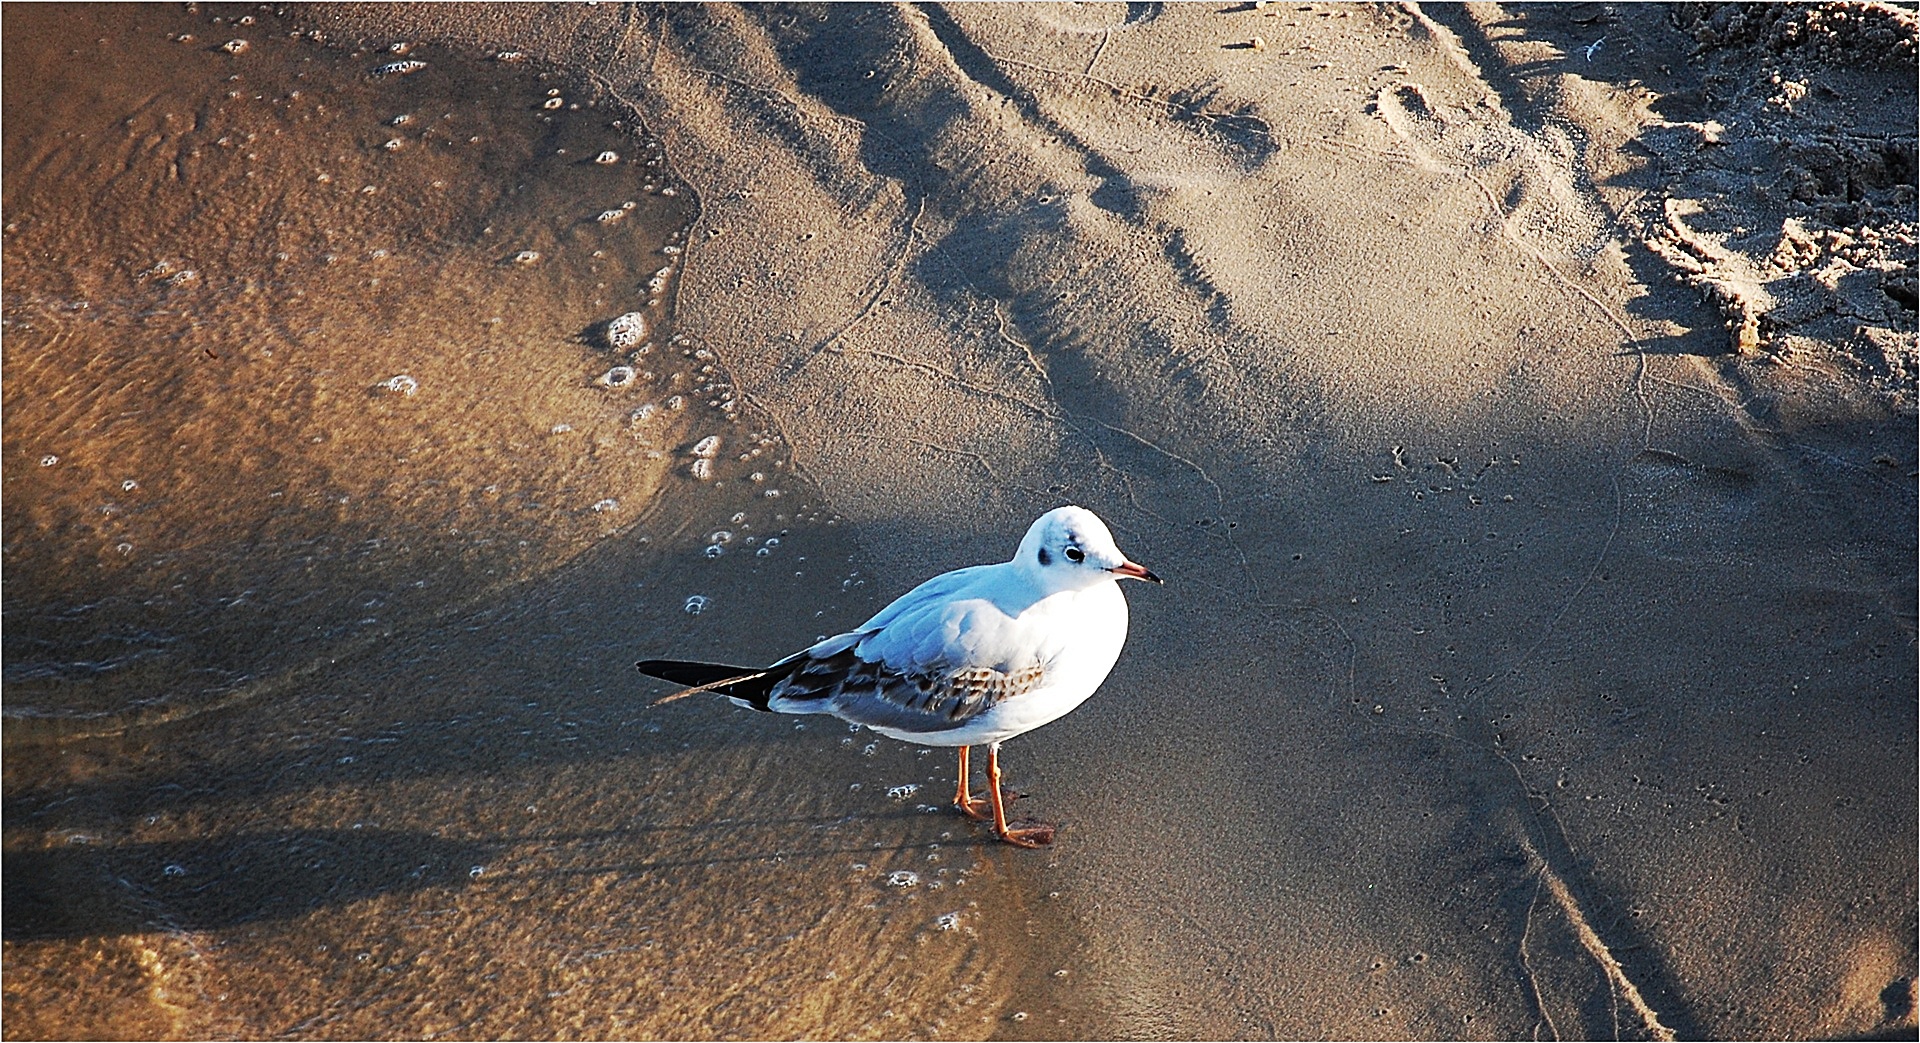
[637,505,1161,847]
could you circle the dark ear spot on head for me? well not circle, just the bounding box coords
[1037,547,1052,567]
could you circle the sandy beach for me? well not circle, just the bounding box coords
[5,3,1915,1039]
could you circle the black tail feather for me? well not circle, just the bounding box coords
[635,658,777,711]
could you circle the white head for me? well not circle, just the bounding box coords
[1013,506,1162,592]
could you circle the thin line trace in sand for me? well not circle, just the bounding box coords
[1522,838,1680,1042]
[1517,870,1563,1042]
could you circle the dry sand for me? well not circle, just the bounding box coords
[4,2,1915,1039]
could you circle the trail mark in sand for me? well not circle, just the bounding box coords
[1521,838,1679,1042]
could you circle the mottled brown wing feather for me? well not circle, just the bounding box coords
[767,647,1044,733]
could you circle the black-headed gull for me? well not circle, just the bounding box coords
[637,505,1161,847]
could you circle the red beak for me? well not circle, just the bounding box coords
[1109,560,1163,584]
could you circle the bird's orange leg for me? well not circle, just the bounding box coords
[987,744,1056,847]
[954,745,991,820]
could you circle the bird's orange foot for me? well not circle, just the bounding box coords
[958,788,1021,820]
[996,820,1057,848]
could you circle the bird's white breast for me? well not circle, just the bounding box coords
[870,578,1130,747]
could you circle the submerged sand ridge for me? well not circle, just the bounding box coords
[6,2,1915,1040]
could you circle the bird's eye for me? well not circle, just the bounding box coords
[1064,546,1085,563]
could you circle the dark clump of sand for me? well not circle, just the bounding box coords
[5,3,1914,1040]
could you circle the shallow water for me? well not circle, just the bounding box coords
[1,2,732,733]
[3,6,1081,1038]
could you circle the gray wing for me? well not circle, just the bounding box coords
[766,563,1054,733]
[766,646,1044,733]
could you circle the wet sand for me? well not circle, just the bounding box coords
[6,3,1916,1040]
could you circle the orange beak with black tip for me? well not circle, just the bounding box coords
[1108,560,1163,584]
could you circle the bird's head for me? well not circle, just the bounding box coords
[1014,505,1162,592]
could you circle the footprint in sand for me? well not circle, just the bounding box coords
[1370,80,1607,262]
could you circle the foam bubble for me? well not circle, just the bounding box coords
[691,436,721,458]
[703,544,723,558]
[887,784,920,800]
[378,374,419,397]
[594,150,619,165]
[605,311,647,349]
[39,454,57,467]
[371,60,427,78]
[684,595,710,615]
[886,870,920,888]
[592,498,619,513]
[688,458,713,481]
[595,365,636,389]
[512,250,540,265]
[222,39,249,54]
